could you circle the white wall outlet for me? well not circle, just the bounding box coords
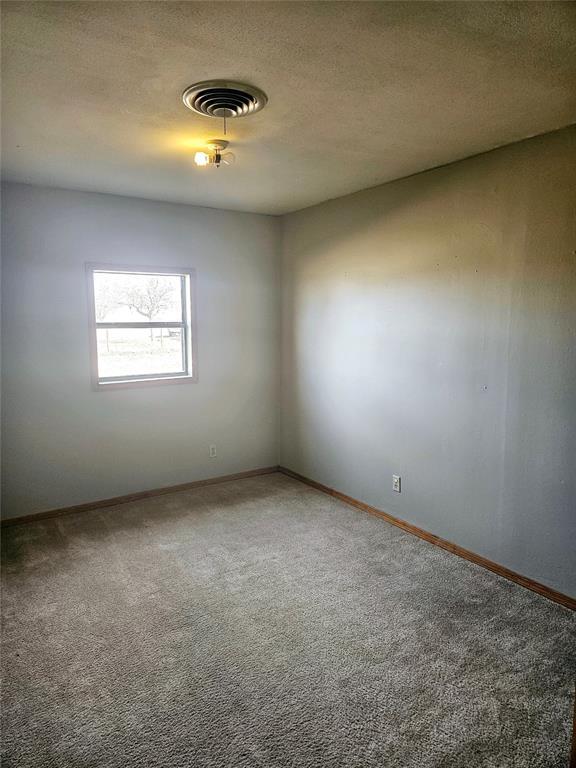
[209,445,217,458]
[392,474,401,493]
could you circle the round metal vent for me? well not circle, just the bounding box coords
[182,80,267,119]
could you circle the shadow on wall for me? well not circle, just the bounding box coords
[280,127,576,595]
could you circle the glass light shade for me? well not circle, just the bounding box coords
[194,151,210,167]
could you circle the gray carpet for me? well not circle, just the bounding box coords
[2,473,574,767]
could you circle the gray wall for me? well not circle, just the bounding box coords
[281,127,576,596]
[1,184,280,518]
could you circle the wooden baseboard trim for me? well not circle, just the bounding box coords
[279,466,575,612]
[1,466,280,528]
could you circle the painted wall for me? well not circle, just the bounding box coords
[1,184,280,518]
[281,127,576,596]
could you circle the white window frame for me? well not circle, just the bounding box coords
[86,263,198,390]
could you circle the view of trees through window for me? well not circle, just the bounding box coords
[92,270,190,381]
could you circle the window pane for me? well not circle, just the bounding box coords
[97,327,185,379]
[93,272,183,323]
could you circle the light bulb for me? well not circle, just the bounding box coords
[194,151,210,167]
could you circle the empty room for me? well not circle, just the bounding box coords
[1,1,575,766]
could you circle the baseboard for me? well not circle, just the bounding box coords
[279,466,575,612]
[1,466,280,528]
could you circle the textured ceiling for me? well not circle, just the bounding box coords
[2,1,575,215]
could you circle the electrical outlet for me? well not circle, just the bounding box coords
[209,445,217,458]
[392,474,401,493]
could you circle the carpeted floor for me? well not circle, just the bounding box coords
[2,472,574,767]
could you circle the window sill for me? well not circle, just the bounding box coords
[94,374,197,391]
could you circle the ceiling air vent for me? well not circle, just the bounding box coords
[182,80,268,119]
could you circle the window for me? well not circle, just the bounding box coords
[86,264,196,388]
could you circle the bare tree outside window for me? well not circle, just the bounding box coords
[119,277,174,342]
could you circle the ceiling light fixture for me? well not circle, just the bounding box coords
[183,80,267,168]
[193,140,235,169]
